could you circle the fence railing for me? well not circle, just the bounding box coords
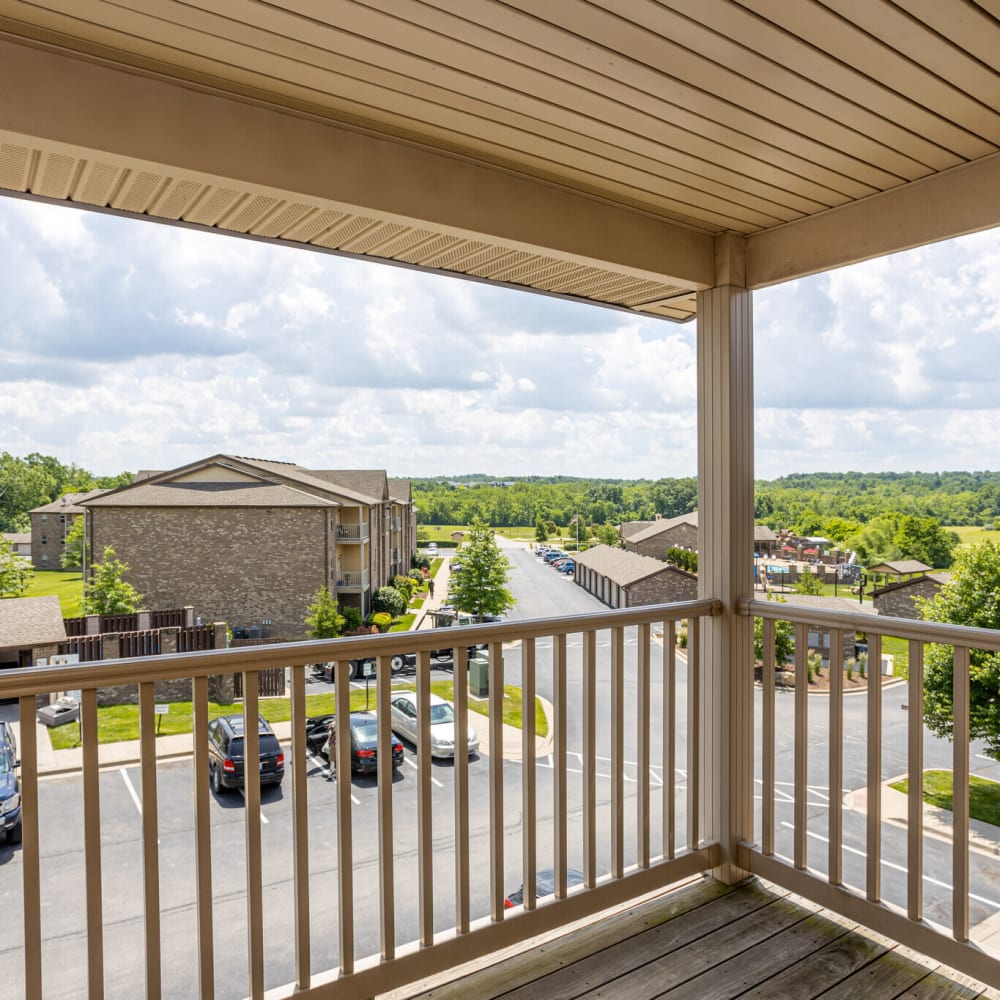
[335,569,368,589]
[4,600,719,999]
[63,607,193,635]
[335,523,369,542]
[742,597,1000,988]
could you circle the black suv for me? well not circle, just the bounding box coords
[207,715,284,794]
[0,746,21,844]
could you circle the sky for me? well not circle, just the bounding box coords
[1,195,999,481]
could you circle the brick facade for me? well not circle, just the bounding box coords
[626,522,698,559]
[89,505,328,638]
[625,567,698,606]
[873,575,944,619]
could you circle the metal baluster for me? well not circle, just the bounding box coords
[637,623,650,869]
[191,676,214,998]
[417,650,434,944]
[554,633,568,896]
[663,620,676,860]
[582,630,597,885]
[953,644,970,942]
[522,638,538,908]
[907,639,924,922]
[241,675,263,998]
[866,633,883,902]
[828,628,844,886]
[289,665,309,988]
[138,682,162,999]
[762,619,775,857]
[376,654,394,959]
[489,640,505,919]
[453,645,470,934]
[611,626,624,878]
[334,660,354,973]
[793,624,807,871]
[18,693,42,1000]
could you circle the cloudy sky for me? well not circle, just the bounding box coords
[1,196,998,481]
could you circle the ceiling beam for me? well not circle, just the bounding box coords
[747,152,1000,288]
[0,34,716,291]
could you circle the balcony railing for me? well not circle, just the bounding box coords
[334,523,368,542]
[3,598,999,997]
[334,569,368,590]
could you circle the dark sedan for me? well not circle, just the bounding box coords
[0,747,21,844]
[308,711,404,775]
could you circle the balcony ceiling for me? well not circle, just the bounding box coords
[1,0,999,322]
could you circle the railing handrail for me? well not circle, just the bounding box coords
[741,596,1000,650]
[0,599,720,699]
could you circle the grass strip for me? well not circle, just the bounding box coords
[891,770,1000,827]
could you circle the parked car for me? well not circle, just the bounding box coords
[544,551,565,564]
[504,867,585,908]
[0,719,15,760]
[426,542,438,554]
[312,711,404,775]
[207,715,285,794]
[316,652,414,682]
[0,747,21,844]
[389,691,479,758]
[557,560,576,574]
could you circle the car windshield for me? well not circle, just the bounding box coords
[429,703,454,724]
[0,753,10,773]
[351,722,378,742]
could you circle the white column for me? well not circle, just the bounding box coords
[697,235,755,883]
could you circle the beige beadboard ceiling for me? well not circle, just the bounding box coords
[0,0,999,321]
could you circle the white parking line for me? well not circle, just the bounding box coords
[120,767,143,815]
[404,756,443,788]
[307,752,361,803]
[778,821,1000,910]
[236,787,269,823]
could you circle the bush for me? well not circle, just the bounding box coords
[369,612,392,633]
[412,552,431,570]
[372,586,406,617]
[342,606,364,632]
[392,575,415,602]
[846,657,855,681]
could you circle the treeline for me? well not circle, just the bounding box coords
[0,452,132,532]
[414,471,1000,534]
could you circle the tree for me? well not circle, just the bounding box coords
[665,547,698,573]
[534,515,548,542]
[304,585,345,639]
[753,597,796,664]
[918,542,1000,759]
[84,546,143,615]
[893,515,958,568]
[794,571,823,595]
[448,520,515,619]
[60,516,87,570]
[0,539,33,598]
[593,521,620,547]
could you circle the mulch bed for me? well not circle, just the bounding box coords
[754,664,873,693]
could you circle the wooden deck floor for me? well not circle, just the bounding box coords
[396,877,1000,1000]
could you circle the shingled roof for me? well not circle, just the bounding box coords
[0,596,67,648]
[574,544,696,587]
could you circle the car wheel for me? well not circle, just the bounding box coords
[210,762,224,795]
[9,819,22,844]
[390,654,405,672]
[432,650,451,662]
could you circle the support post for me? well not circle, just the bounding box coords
[697,235,755,883]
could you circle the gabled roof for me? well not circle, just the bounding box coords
[234,458,377,505]
[0,596,67,648]
[867,560,933,576]
[310,470,388,503]
[82,480,336,508]
[574,544,696,587]
[30,490,107,515]
[388,479,412,503]
[872,574,950,598]
[629,512,699,544]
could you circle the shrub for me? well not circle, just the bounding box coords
[846,657,855,681]
[342,606,364,632]
[807,651,822,684]
[858,652,868,679]
[678,625,688,649]
[392,575,415,602]
[372,586,406,617]
[412,552,431,570]
[369,612,392,633]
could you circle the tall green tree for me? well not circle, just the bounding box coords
[594,521,620,547]
[59,517,87,571]
[304,585,345,638]
[893,515,958,568]
[534,515,548,542]
[84,546,143,615]
[918,542,1000,759]
[449,521,515,619]
[0,539,33,598]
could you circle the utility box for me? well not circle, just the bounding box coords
[469,650,490,698]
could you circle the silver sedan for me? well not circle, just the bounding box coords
[389,691,480,758]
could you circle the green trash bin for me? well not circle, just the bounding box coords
[469,650,490,698]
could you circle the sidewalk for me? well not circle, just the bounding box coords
[845,777,1000,947]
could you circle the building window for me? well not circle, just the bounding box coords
[40,513,48,522]
[40,534,48,545]
[40,554,48,564]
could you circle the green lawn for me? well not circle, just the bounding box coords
[23,569,85,617]
[949,525,999,547]
[49,679,548,748]
[891,770,1000,827]
[390,612,417,632]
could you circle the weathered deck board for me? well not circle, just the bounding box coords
[394,878,997,1000]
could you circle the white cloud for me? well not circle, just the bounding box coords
[0,195,999,478]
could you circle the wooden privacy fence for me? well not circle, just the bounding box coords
[233,667,286,698]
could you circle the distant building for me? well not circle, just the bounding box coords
[0,595,67,669]
[573,544,697,608]
[29,490,107,569]
[1,532,31,558]
[872,573,949,619]
[80,454,417,638]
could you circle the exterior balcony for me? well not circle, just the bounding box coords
[3,598,999,998]
[333,569,369,591]
[335,523,369,543]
